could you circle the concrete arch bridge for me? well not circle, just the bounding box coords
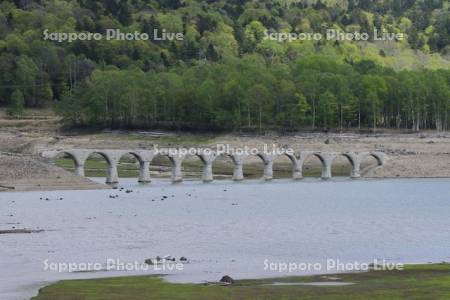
[41,149,386,184]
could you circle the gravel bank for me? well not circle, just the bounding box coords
[0,154,107,191]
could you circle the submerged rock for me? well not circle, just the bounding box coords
[219,275,234,284]
[164,255,176,262]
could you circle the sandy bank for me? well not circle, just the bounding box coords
[2,129,450,185]
[0,154,107,192]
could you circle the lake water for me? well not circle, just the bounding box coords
[1,178,450,300]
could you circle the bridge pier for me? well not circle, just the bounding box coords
[229,154,247,181]
[300,152,336,180]
[353,152,385,177]
[168,155,185,183]
[106,161,119,184]
[264,160,274,180]
[135,151,156,183]
[71,151,91,178]
[203,162,213,182]
[197,152,217,183]
[342,152,362,179]
[43,149,92,179]
[75,164,85,177]
[40,149,387,184]
[257,153,276,181]
[320,153,336,180]
[138,161,152,183]
[351,163,361,178]
[292,162,302,180]
[233,163,244,181]
[99,150,123,184]
[286,153,308,180]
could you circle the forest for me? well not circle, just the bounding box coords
[1,0,450,131]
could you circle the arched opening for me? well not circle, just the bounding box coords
[54,152,77,173]
[247,154,266,179]
[302,153,325,178]
[360,153,383,176]
[84,152,110,179]
[182,154,204,181]
[212,154,235,180]
[117,153,141,179]
[150,154,175,180]
[333,154,354,178]
[272,154,294,179]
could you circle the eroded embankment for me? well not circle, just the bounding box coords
[0,154,106,191]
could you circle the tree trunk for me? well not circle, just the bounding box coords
[238,100,241,133]
[259,106,262,133]
[358,105,361,130]
[312,98,316,130]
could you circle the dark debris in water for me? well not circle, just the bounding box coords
[0,229,44,234]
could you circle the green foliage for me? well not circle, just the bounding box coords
[7,89,24,117]
[1,0,450,131]
[57,54,450,131]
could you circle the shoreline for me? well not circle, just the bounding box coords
[3,129,450,188]
[3,178,450,300]
[0,154,108,192]
[30,263,450,300]
[2,175,450,193]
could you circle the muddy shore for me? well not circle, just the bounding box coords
[1,126,450,191]
[1,108,450,190]
[0,154,107,191]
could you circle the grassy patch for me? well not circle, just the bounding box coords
[55,157,353,180]
[32,264,450,300]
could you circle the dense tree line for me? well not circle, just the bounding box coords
[58,55,450,131]
[1,0,450,130]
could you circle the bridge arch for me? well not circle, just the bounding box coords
[302,152,335,179]
[83,151,117,184]
[117,151,151,183]
[223,153,249,181]
[53,151,84,176]
[148,153,172,180]
[340,153,356,168]
[42,148,387,184]
[358,152,385,177]
[117,151,144,165]
[152,152,185,183]
[272,152,301,180]
[363,152,384,166]
[89,151,113,166]
[211,153,237,180]
[338,152,359,178]
[302,152,325,177]
[179,153,206,181]
[254,153,277,180]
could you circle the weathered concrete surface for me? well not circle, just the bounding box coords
[197,151,217,182]
[41,149,386,184]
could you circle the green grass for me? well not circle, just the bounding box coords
[32,264,450,300]
[55,157,354,179]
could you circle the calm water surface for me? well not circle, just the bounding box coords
[1,178,450,300]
